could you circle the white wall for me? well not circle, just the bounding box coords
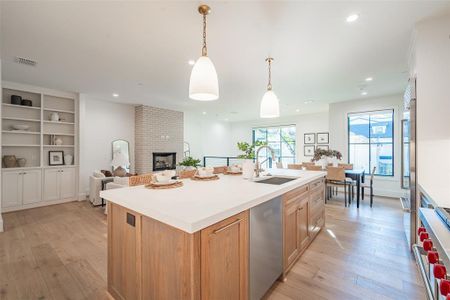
[329,94,404,197]
[184,113,233,160]
[411,13,450,207]
[229,112,329,163]
[79,95,135,197]
[185,112,329,164]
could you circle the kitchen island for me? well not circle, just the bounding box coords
[100,169,326,300]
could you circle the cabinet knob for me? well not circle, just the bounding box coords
[418,227,426,236]
[428,251,439,264]
[440,279,450,296]
[434,264,447,279]
[423,239,433,252]
[419,232,429,242]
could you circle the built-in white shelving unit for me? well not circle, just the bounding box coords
[1,82,79,212]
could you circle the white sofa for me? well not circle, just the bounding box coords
[105,176,130,190]
[88,171,113,206]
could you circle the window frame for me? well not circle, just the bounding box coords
[252,124,296,166]
[347,109,395,177]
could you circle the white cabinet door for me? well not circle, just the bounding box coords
[60,168,76,200]
[22,170,42,205]
[1,171,22,208]
[44,169,60,201]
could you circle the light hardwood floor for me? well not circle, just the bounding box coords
[0,194,425,300]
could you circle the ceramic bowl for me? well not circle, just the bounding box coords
[162,170,176,178]
[230,165,241,173]
[197,167,214,177]
[156,174,171,183]
[12,124,30,131]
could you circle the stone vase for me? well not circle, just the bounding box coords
[3,155,17,168]
[242,159,255,179]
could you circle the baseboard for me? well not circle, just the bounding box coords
[2,197,77,213]
[373,188,404,198]
[78,192,87,201]
[0,216,3,233]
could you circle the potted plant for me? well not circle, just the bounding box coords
[311,148,342,169]
[237,141,265,179]
[178,156,201,170]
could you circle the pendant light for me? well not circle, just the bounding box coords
[260,57,280,118]
[189,5,219,101]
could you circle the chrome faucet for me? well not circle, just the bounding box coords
[255,145,276,177]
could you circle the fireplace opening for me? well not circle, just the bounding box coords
[152,152,176,171]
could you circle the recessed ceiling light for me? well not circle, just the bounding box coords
[296,109,300,113]
[365,77,373,82]
[346,14,359,23]
[188,60,195,66]
[361,91,368,96]
[112,93,119,97]
[304,100,314,104]
[202,111,207,115]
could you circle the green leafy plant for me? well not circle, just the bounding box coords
[179,156,201,167]
[237,141,266,159]
[312,148,343,162]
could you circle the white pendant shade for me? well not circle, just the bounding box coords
[260,90,280,118]
[189,56,219,101]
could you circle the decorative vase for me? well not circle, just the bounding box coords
[16,158,26,167]
[242,159,255,179]
[50,112,60,122]
[55,137,63,145]
[319,156,328,170]
[3,155,17,168]
[64,154,73,165]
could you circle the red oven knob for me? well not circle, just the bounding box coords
[420,232,429,242]
[441,280,450,296]
[428,251,440,264]
[434,264,447,279]
[418,227,426,235]
[423,239,434,252]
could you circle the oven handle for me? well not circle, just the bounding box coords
[412,244,434,300]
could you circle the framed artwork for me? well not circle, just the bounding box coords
[317,145,329,151]
[49,151,64,166]
[317,132,329,144]
[304,133,315,144]
[304,145,315,156]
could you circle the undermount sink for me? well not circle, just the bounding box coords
[253,176,297,185]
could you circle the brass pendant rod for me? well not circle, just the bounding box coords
[266,57,274,91]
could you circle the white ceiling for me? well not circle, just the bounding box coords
[1,1,449,121]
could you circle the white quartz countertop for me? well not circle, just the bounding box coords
[100,169,326,233]
[419,208,450,266]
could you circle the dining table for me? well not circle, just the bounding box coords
[345,168,365,208]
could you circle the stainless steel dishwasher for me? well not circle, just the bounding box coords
[250,196,283,300]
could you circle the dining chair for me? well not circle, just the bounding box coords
[213,166,227,174]
[326,167,348,207]
[302,162,315,168]
[305,165,322,171]
[276,161,284,169]
[287,163,302,170]
[361,166,376,207]
[338,163,354,170]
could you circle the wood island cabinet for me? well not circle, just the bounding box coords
[107,177,325,299]
[282,178,325,276]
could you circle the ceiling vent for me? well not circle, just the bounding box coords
[14,56,37,67]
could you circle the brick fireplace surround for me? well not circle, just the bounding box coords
[135,105,184,174]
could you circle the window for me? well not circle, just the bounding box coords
[348,110,394,176]
[253,125,296,168]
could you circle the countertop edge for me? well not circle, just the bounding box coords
[101,172,326,233]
